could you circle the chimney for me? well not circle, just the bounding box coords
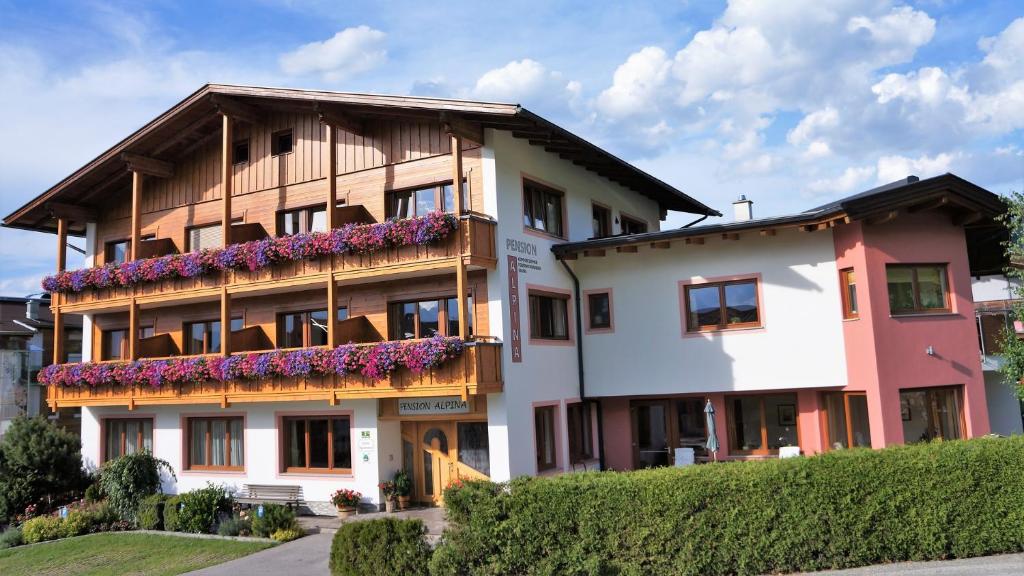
[26,299,39,320]
[733,195,753,222]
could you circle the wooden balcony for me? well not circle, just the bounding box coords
[56,215,497,313]
[47,341,502,410]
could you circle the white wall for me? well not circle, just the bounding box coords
[973,274,1018,303]
[82,399,386,505]
[571,227,848,396]
[985,371,1023,436]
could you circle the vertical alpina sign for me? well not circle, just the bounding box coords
[508,255,523,362]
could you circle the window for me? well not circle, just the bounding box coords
[187,223,222,252]
[727,393,799,455]
[900,386,963,443]
[887,264,950,315]
[282,415,351,473]
[233,139,249,165]
[840,268,858,319]
[101,329,128,360]
[272,129,293,156]
[184,318,244,355]
[684,278,760,332]
[388,296,473,340]
[187,417,244,470]
[386,181,468,218]
[586,291,612,331]
[522,180,564,238]
[103,418,153,462]
[457,422,490,476]
[278,310,329,348]
[534,405,558,472]
[620,215,648,234]
[822,392,871,450]
[676,398,708,459]
[592,204,611,238]
[138,326,155,340]
[529,292,570,340]
[567,402,593,464]
[277,205,327,236]
[105,240,130,265]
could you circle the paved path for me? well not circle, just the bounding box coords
[794,553,1024,575]
[183,532,332,576]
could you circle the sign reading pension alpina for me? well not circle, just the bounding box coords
[398,396,471,416]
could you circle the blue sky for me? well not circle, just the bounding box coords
[0,0,1022,296]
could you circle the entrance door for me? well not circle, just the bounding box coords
[632,400,670,468]
[401,420,491,506]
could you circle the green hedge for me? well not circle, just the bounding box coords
[431,436,1024,576]
[163,496,181,532]
[137,494,167,530]
[330,518,431,576]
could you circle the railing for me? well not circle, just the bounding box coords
[46,340,503,409]
[56,215,497,312]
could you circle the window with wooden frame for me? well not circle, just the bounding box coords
[388,296,473,340]
[529,291,570,340]
[534,405,558,471]
[281,415,352,473]
[277,204,327,236]
[886,264,950,315]
[186,223,222,252]
[727,393,799,455]
[184,318,244,355]
[587,291,612,331]
[278,309,330,348]
[272,129,293,156]
[186,417,244,470]
[386,180,467,219]
[620,214,648,234]
[522,180,565,238]
[105,239,131,265]
[684,278,760,332]
[592,204,611,239]
[101,328,128,360]
[900,386,964,443]
[233,139,250,165]
[103,418,153,462]
[567,402,593,464]
[822,392,871,450]
[840,268,859,319]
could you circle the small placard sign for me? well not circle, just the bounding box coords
[398,396,471,416]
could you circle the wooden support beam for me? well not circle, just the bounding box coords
[865,210,898,226]
[760,229,777,237]
[908,195,949,214]
[650,241,671,249]
[326,122,338,230]
[221,114,233,247]
[220,287,231,356]
[56,216,68,273]
[53,217,67,365]
[317,103,366,136]
[953,210,984,226]
[47,202,97,225]
[559,253,578,260]
[152,114,218,155]
[583,249,606,257]
[450,133,469,339]
[122,153,174,178]
[128,299,139,360]
[210,94,264,124]
[616,245,639,253]
[685,237,705,245]
[721,233,740,240]
[441,112,484,144]
[130,171,142,260]
[327,278,338,348]
[80,172,130,204]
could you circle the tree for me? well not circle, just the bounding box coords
[0,416,87,523]
[99,451,175,522]
[998,191,1024,396]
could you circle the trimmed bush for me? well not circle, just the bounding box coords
[0,526,23,549]
[137,494,167,530]
[250,503,298,538]
[0,416,87,524]
[330,518,430,576]
[21,515,63,544]
[98,452,175,522]
[271,527,305,542]
[431,437,1024,576]
[176,484,232,534]
[60,510,92,538]
[162,496,181,532]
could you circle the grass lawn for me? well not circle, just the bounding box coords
[0,532,274,576]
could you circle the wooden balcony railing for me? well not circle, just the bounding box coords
[47,341,502,410]
[57,215,497,313]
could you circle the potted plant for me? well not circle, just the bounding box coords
[378,481,397,513]
[331,488,361,519]
[393,470,412,510]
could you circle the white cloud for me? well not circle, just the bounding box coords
[595,47,670,118]
[279,26,387,82]
[876,152,959,183]
[471,59,561,103]
[787,107,839,146]
[806,165,875,195]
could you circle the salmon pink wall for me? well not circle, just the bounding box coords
[600,398,633,470]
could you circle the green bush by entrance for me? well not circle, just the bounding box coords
[430,436,1024,576]
[330,518,430,576]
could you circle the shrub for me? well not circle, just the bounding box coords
[59,510,92,538]
[271,527,305,542]
[137,494,167,530]
[163,496,181,532]
[0,416,88,524]
[0,527,23,549]
[98,452,175,522]
[21,515,63,544]
[330,518,430,576]
[250,503,298,538]
[176,484,232,534]
[431,437,1024,576]
[83,481,104,503]
[217,514,252,537]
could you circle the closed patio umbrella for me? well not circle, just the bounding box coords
[704,399,719,461]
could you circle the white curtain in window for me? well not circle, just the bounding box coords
[191,421,206,466]
[211,420,226,467]
[229,419,244,467]
[552,299,567,338]
[141,420,153,452]
[106,421,122,460]
[125,420,140,455]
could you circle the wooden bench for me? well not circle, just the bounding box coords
[234,484,304,509]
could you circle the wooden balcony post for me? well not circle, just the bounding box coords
[220,287,231,356]
[327,278,338,348]
[325,121,339,348]
[221,113,233,247]
[128,299,139,360]
[53,217,67,364]
[130,170,142,260]
[450,133,469,338]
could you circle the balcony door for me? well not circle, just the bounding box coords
[632,400,670,468]
[401,420,488,506]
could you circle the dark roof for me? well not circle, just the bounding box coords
[551,173,1007,259]
[3,84,718,235]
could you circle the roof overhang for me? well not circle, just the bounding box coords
[3,84,718,236]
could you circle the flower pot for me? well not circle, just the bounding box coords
[397,495,411,510]
[336,506,356,519]
[385,499,395,513]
